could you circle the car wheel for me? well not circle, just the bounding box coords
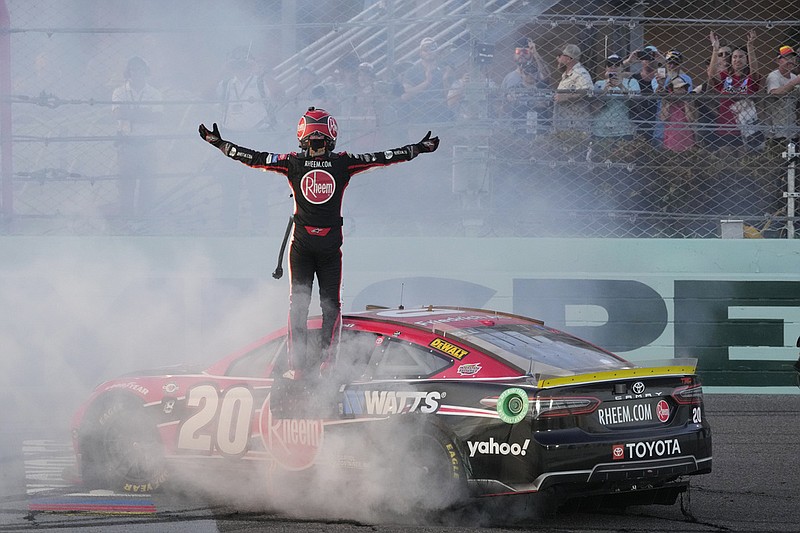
[387,427,469,513]
[79,396,168,493]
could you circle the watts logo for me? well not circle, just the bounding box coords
[429,338,469,360]
[342,390,442,416]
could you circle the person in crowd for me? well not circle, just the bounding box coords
[651,49,693,145]
[710,43,732,77]
[349,62,393,149]
[502,61,551,135]
[591,54,641,140]
[291,66,318,113]
[691,60,719,147]
[553,44,593,134]
[198,109,439,378]
[447,62,499,122]
[215,46,285,232]
[624,45,660,139]
[330,53,360,117]
[502,38,550,90]
[707,30,762,150]
[402,37,454,123]
[111,56,163,219]
[660,76,697,152]
[764,45,800,148]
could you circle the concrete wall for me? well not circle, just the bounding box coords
[2,236,799,393]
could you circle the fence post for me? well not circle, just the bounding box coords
[0,0,12,219]
[783,142,797,239]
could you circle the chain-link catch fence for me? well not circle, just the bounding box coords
[2,0,799,238]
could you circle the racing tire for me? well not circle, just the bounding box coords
[382,426,469,515]
[79,396,168,493]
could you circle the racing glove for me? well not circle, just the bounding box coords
[415,131,439,153]
[198,122,225,148]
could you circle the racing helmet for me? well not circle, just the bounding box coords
[297,106,338,151]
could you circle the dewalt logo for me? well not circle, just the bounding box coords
[429,338,469,360]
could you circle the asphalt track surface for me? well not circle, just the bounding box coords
[2,393,799,532]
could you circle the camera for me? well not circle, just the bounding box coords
[473,42,494,65]
[608,71,618,79]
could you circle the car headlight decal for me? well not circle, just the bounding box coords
[532,396,600,419]
[672,384,704,405]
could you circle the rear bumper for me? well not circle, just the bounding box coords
[469,455,711,496]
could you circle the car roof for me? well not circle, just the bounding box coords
[344,306,543,334]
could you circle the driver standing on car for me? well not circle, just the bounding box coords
[199,107,439,379]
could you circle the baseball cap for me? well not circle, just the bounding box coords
[665,49,683,63]
[643,45,659,54]
[606,54,623,66]
[777,45,797,58]
[420,37,438,51]
[561,44,581,61]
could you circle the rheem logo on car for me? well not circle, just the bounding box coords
[656,399,670,422]
[260,395,324,470]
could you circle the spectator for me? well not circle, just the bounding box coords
[290,66,318,114]
[402,37,454,123]
[502,61,551,135]
[707,30,762,150]
[660,77,697,152]
[218,46,284,134]
[330,53,360,117]
[447,64,499,122]
[764,45,800,149]
[216,46,285,232]
[625,45,661,138]
[501,38,550,91]
[111,56,163,219]
[710,43,732,77]
[651,49,693,144]
[591,54,640,140]
[692,60,719,147]
[553,44,593,134]
[349,62,393,149]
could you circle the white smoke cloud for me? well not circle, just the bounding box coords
[2,0,473,523]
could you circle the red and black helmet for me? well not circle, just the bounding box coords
[297,106,338,150]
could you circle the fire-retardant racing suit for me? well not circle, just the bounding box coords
[199,123,439,376]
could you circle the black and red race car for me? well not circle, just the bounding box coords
[71,306,711,511]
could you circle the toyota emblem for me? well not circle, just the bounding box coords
[631,381,646,394]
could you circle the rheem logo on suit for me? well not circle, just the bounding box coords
[301,170,335,204]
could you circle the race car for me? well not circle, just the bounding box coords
[71,306,712,511]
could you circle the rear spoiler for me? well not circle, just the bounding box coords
[537,360,698,389]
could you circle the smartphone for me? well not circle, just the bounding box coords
[657,67,666,78]
[608,72,618,79]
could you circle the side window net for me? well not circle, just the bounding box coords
[373,339,450,379]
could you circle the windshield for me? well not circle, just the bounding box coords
[456,323,632,374]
